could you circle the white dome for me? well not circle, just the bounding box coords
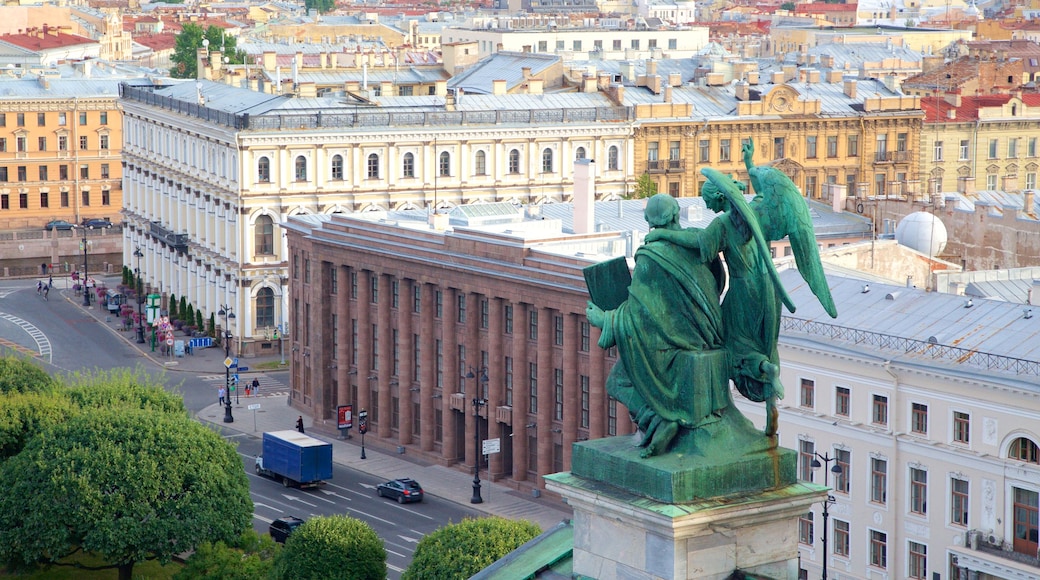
[895,211,948,257]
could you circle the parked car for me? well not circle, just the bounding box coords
[376,478,424,504]
[44,220,74,231]
[81,218,112,228]
[269,516,304,543]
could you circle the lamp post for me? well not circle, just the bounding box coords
[218,305,236,423]
[358,409,368,459]
[79,226,92,307]
[133,247,145,343]
[811,452,843,580]
[465,366,489,504]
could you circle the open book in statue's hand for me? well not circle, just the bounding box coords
[582,256,631,312]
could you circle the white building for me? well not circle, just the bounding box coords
[119,77,634,356]
[736,269,1040,580]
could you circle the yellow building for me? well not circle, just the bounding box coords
[627,62,924,201]
[921,92,1040,194]
[0,76,125,229]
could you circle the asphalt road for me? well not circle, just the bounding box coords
[0,277,481,577]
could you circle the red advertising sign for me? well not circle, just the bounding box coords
[337,405,353,430]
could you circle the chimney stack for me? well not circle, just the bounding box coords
[573,159,596,234]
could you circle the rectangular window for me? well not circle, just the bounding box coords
[800,378,814,408]
[989,139,998,159]
[0,194,6,209]
[908,541,927,579]
[555,40,564,50]
[951,477,969,526]
[798,512,814,545]
[699,140,709,162]
[1030,137,1038,157]
[1009,138,1019,158]
[554,368,563,420]
[81,190,89,207]
[933,140,943,161]
[554,315,563,345]
[847,134,859,157]
[412,333,420,382]
[412,283,420,313]
[528,362,538,413]
[435,290,442,318]
[668,38,677,50]
[538,41,547,52]
[835,448,850,494]
[773,137,785,160]
[827,135,838,158]
[631,39,639,49]
[39,191,48,208]
[799,440,815,481]
[869,530,887,568]
[1027,172,1037,190]
[100,134,109,150]
[456,293,466,323]
[720,139,731,162]
[58,136,67,151]
[607,397,617,435]
[897,132,908,152]
[16,113,24,126]
[369,274,378,303]
[669,140,680,161]
[871,458,887,504]
[100,111,108,125]
[16,137,25,152]
[647,142,658,162]
[60,190,68,207]
[102,190,110,205]
[100,164,109,179]
[647,38,657,49]
[18,193,26,209]
[391,280,399,309]
[911,403,928,434]
[0,138,5,151]
[80,136,88,150]
[480,298,488,329]
[79,112,87,125]
[58,112,66,126]
[504,356,513,406]
[80,165,89,179]
[580,375,590,428]
[960,139,970,160]
[17,166,26,181]
[833,519,850,557]
[572,40,581,51]
[987,174,998,190]
[580,321,590,352]
[370,324,378,370]
[835,386,850,416]
[528,308,538,340]
[953,411,970,444]
[504,304,513,334]
[872,394,888,426]
[910,467,927,515]
[612,39,621,51]
[806,136,817,158]
[38,137,46,151]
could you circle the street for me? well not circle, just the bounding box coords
[0,277,483,577]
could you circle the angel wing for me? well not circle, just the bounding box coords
[748,166,838,318]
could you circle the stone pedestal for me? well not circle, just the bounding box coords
[546,470,826,580]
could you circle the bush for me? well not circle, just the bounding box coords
[403,517,540,580]
[270,515,385,580]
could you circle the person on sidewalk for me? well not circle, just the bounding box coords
[218,387,226,406]
[296,416,305,434]
[251,377,260,397]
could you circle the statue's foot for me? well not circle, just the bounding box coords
[639,419,679,458]
[638,415,663,448]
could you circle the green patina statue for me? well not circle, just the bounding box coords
[585,141,837,459]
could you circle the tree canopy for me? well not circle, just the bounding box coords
[62,367,186,415]
[0,391,76,461]
[270,515,385,580]
[170,24,246,79]
[0,408,252,580]
[304,0,335,13]
[175,530,279,580]
[403,517,541,580]
[0,357,58,394]
[631,173,658,199]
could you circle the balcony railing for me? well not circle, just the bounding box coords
[966,530,1040,568]
[873,150,911,163]
[646,159,686,173]
[149,221,189,254]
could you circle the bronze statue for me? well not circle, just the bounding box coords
[585,141,837,458]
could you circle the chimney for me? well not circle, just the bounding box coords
[527,78,543,94]
[648,74,662,93]
[1024,190,1035,213]
[434,79,447,96]
[647,59,657,76]
[492,79,507,95]
[663,85,672,103]
[1031,279,1040,305]
[843,79,857,99]
[573,159,596,234]
[808,69,820,83]
[772,71,786,84]
[622,62,636,83]
[445,89,455,111]
[668,72,681,87]
[521,66,531,78]
[947,109,956,120]
[831,183,847,213]
[263,51,276,70]
[735,80,750,101]
[827,70,844,83]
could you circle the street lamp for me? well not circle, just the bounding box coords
[79,226,93,307]
[133,247,145,343]
[465,366,489,504]
[218,305,236,423]
[811,452,843,580]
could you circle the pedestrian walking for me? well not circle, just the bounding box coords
[218,387,226,406]
[47,274,53,288]
[296,416,305,434]
[42,285,49,301]
[36,281,42,295]
[251,378,260,397]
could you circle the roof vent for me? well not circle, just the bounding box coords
[885,291,900,300]
[861,284,870,293]
[964,298,973,308]
[927,336,938,344]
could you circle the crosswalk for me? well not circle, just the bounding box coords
[197,374,289,399]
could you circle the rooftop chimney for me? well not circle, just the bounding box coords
[573,159,596,234]
[492,79,507,95]
[843,79,857,99]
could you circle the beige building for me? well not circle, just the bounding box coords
[0,75,125,230]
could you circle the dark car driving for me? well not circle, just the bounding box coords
[81,218,112,228]
[376,478,424,504]
[269,516,304,543]
[44,220,74,231]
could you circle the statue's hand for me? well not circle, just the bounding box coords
[644,229,672,244]
[585,301,606,329]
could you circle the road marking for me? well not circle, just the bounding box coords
[0,313,51,363]
[281,494,317,508]
[397,534,420,544]
[254,514,274,524]
[388,563,403,572]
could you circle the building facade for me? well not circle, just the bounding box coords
[0,77,125,230]
[119,78,634,356]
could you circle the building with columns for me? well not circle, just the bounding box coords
[119,79,633,356]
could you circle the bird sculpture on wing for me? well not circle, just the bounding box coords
[742,140,838,318]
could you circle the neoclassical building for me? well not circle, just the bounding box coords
[119,79,633,355]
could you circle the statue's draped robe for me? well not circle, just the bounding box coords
[598,230,726,427]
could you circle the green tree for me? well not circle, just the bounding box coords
[781,1,795,9]
[0,391,76,461]
[630,173,658,199]
[186,304,196,329]
[0,408,252,580]
[175,530,279,580]
[171,23,246,80]
[169,293,178,319]
[196,308,205,331]
[0,357,58,395]
[62,367,186,415]
[270,515,385,580]
[304,0,335,13]
[179,296,188,320]
[403,517,540,580]
[209,312,216,337]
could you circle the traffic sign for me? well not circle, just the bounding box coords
[482,438,501,455]
[234,357,239,367]
[232,374,239,383]
[237,366,249,372]
[248,404,261,411]
[166,338,173,346]
[223,357,234,368]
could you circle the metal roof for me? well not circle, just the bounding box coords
[448,51,560,94]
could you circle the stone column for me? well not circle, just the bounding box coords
[356,269,372,417]
[536,307,554,482]
[398,278,414,446]
[377,273,393,438]
[419,283,436,452]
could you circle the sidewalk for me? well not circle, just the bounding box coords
[64,276,572,533]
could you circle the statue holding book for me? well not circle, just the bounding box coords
[585,142,837,459]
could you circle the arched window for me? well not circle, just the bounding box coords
[402,152,415,177]
[542,148,554,173]
[256,287,275,328]
[608,146,619,170]
[439,151,451,177]
[508,149,521,174]
[474,150,486,175]
[367,153,380,179]
[258,156,270,182]
[294,155,307,181]
[255,215,274,255]
[331,154,343,180]
[1010,437,1040,464]
[575,147,586,160]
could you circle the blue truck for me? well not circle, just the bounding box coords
[254,430,333,489]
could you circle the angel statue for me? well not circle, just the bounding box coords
[586,141,836,458]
